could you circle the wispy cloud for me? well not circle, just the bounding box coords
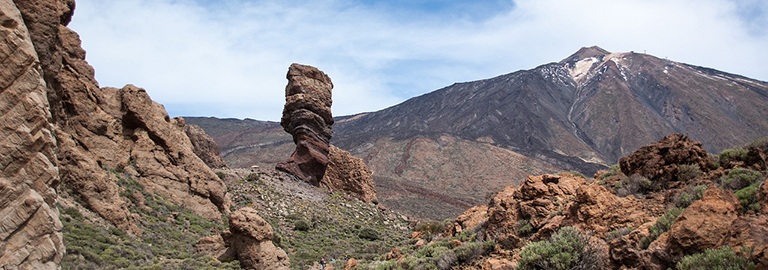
[69,0,768,121]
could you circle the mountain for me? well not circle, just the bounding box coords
[189,46,768,220]
[335,46,768,168]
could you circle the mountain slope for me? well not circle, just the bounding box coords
[335,46,768,168]
[189,46,768,220]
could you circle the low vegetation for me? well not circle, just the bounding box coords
[676,246,755,270]
[517,227,605,270]
[365,226,495,270]
[225,170,411,269]
[61,171,240,270]
[718,168,764,213]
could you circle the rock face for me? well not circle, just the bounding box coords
[662,187,739,259]
[276,63,334,186]
[11,0,230,235]
[224,207,290,270]
[1,0,231,267]
[481,173,657,251]
[0,0,63,268]
[620,133,716,184]
[321,145,377,202]
[185,122,227,169]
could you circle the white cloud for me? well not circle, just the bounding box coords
[69,0,768,121]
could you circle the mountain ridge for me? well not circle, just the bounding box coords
[188,46,768,220]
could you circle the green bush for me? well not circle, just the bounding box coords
[674,185,708,208]
[359,227,380,241]
[676,246,755,270]
[677,164,703,181]
[748,136,768,152]
[215,171,227,180]
[640,207,684,249]
[244,173,260,182]
[734,183,761,213]
[517,227,605,270]
[294,220,311,231]
[720,149,749,163]
[719,168,763,191]
[517,219,534,236]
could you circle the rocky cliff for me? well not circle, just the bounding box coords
[0,0,63,267]
[1,0,231,268]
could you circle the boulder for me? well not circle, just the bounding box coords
[321,145,377,202]
[225,207,290,270]
[660,187,739,262]
[276,63,334,185]
[445,205,488,237]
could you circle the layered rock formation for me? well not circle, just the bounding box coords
[321,145,377,203]
[2,0,230,268]
[276,63,334,186]
[276,64,377,202]
[0,0,63,267]
[185,122,228,169]
[223,207,290,270]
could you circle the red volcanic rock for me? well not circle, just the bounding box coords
[276,63,334,185]
[619,133,715,184]
[664,187,739,258]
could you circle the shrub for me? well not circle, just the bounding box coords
[719,149,748,163]
[676,246,755,270]
[359,227,380,241]
[674,185,707,208]
[294,220,311,231]
[597,164,622,186]
[215,171,227,180]
[62,207,82,221]
[748,135,768,152]
[517,219,534,236]
[435,249,457,270]
[734,183,761,213]
[616,175,652,197]
[677,164,703,181]
[415,220,447,236]
[244,173,260,182]
[605,227,633,242]
[517,227,605,270]
[640,207,684,249]
[719,168,763,190]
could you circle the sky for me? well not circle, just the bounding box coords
[68,0,768,121]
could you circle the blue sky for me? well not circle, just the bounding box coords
[68,0,768,121]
